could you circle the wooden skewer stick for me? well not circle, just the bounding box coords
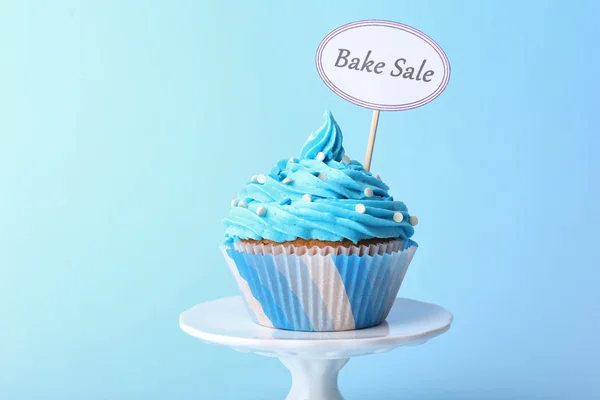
[363,110,380,172]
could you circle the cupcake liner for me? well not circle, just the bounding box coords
[221,239,417,332]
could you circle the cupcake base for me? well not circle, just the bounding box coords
[221,238,417,332]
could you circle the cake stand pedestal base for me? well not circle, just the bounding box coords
[280,357,348,400]
[180,296,452,400]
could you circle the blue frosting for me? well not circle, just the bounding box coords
[300,111,345,162]
[223,111,415,244]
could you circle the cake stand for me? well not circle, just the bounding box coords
[179,296,452,400]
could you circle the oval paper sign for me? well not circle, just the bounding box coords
[316,20,450,111]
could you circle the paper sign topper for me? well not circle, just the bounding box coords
[316,20,450,111]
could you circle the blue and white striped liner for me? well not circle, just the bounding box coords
[220,240,417,332]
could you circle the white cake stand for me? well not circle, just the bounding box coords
[180,296,452,400]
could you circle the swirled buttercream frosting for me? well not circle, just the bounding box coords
[223,111,416,243]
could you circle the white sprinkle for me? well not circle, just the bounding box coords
[342,155,351,164]
[230,199,238,208]
[256,205,267,216]
[289,157,296,163]
[364,187,373,197]
[251,175,258,182]
[238,200,247,208]
[282,177,293,184]
[393,212,404,223]
[409,216,419,226]
[308,133,315,140]
[318,173,327,181]
[376,174,381,180]
[355,203,366,214]
[302,194,313,202]
[316,152,326,161]
[257,174,267,184]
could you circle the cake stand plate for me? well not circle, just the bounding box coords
[180,296,452,400]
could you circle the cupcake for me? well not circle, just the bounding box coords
[221,111,418,331]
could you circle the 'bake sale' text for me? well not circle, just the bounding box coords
[334,49,435,82]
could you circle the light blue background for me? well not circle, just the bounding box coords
[1,0,599,399]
